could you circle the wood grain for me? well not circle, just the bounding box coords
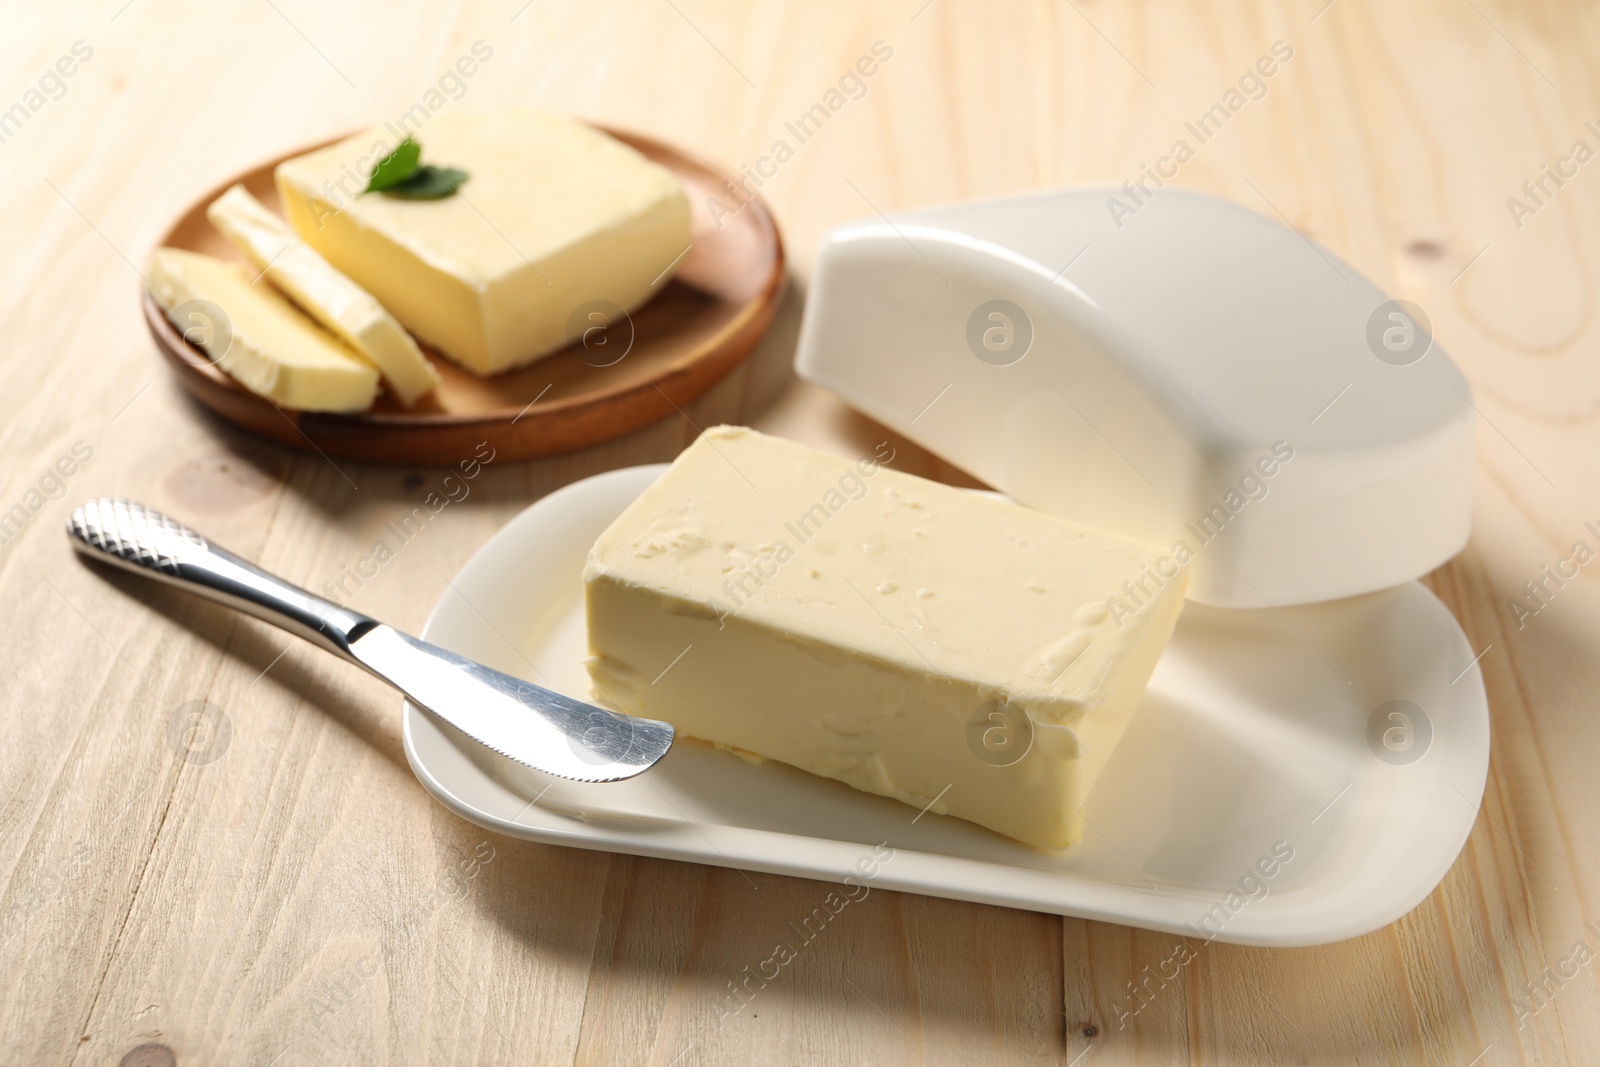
[0,1,1594,1064]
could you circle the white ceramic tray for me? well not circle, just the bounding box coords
[402,465,1490,947]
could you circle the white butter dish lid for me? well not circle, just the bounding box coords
[795,188,1473,608]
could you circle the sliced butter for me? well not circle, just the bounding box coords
[206,184,441,406]
[275,110,693,375]
[148,248,378,412]
[583,426,1187,851]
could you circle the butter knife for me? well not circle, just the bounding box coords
[66,497,672,782]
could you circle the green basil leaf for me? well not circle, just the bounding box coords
[365,138,422,192]
[380,165,469,200]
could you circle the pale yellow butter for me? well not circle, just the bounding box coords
[583,427,1186,850]
[206,184,441,406]
[147,248,378,412]
[275,110,692,375]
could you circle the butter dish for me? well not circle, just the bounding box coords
[401,464,1489,946]
[795,188,1474,607]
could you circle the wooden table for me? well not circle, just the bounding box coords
[3,2,1593,1063]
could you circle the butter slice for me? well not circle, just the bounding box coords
[148,248,378,412]
[583,427,1187,850]
[275,110,692,375]
[206,184,441,406]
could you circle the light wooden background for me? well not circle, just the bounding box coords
[1,1,1595,1064]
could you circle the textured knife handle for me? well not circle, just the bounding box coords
[68,497,374,659]
[68,498,210,577]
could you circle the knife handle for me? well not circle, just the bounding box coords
[67,497,374,661]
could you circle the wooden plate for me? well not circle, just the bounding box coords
[146,126,784,465]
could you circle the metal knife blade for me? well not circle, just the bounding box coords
[347,624,672,781]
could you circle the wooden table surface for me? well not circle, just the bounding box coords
[3,1,1595,1063]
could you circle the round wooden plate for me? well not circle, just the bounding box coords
[146,126,784,465]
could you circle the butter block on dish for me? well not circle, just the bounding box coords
[148,248,378,412]
[275,110,692,375]
[583,426,1186,850]
[206,184,441,406]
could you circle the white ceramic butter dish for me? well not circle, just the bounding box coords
[795,188,1474,607]
[403,465,1489,946]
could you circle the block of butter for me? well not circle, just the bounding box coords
[148,248,378,412]
[583,427,1187,850]
[275,110,692,375]
[206,184,442,406]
